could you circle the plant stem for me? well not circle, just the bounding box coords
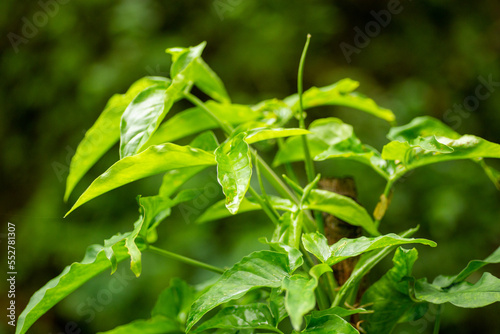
[374,178,395,228]
[255,158,280,218]
[148,245,225,274]
[433,305,442,334]
[184,92,232,135]
[297,34,316,184]
[248,186,280,225]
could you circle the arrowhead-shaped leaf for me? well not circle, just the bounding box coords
[361,247,428,333]
[66,144,216,216]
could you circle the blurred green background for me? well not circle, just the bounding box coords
[1,0,499,333]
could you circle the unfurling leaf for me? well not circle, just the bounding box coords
[215,132,252,214]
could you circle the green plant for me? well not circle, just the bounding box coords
[17,38,500,334]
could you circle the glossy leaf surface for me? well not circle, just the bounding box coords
[215,132,252,214]
[145,102,259,148]
[194,304,278,333]
[186,251,295,332]
[284,78,395,122]
[16,237,135,334]
[66,144,216,216]
[302,189,379,236]
[120,78,181,158]
[65,76,169,200]
[302,232,436,266]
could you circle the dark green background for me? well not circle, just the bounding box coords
[1,0,499,333]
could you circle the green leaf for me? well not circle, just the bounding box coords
[215,132,252,214]
[152,278,196,323]
[64,76,169,201]
[308,306,369,320]
[415,272,500,308]
[190,58,231,103]
[432,246,500,288]
[284,78,395,122]
[382,135,500,172]
[156,131,219,204]
[301,232,331,263]
[361,247,427,334]
[186,251,297,332]
[332,226,421,307]
[16,236,138,334]
[98,278,195,334]
[197,196,296,224]
[145,102,259,148]
[274,118,388,178]
[252,98,294,126]
[302,232,436,266]
[387,116,500,188]
[66,144,216,216]
[387,116,461,142]
[194,303,279,333]
[167,42,206,78]
[167,42,230,103]
[282,275,317,331]
[281,264,332,331]
[120,78,183,158]
[295,314,359,334]
[245,128,310,144]
[302,189,379,236]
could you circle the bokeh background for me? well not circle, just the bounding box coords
[1,0,500,333]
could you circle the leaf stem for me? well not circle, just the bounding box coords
[248,187,280,226]
[147,245,225,274]
[184,92,232,135]
[297,34,316,184]
[433,305,442,334]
